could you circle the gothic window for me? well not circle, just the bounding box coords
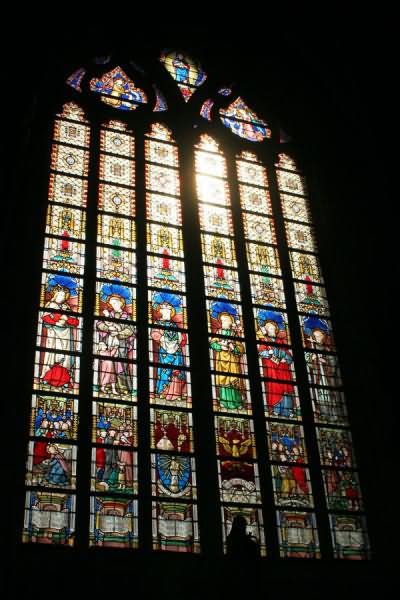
[22,50,370,559]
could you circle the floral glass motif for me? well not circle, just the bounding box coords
[66,68,86,92]
[199,204,233,235]
[54,120,90,148]
[146,138,179,167]
[280,194,311,224]
[146,163,180,197]
[220,97,271,142]
[202,234,237,267]
[90,497,138,548]
[160,50,207,102]
[239,184,272,215]
[49,173,88,208]
[243,213,276,244]
[276,170,307,196]
[146,193,182,225]
[90,66,147,111]
[51,145,89,177]
[100,124,135,157]
[97,214,135,248]
[23,491,76,545]
[99,154,135,187]
[98,184,134,217]
[285,222,316,252]
[250,274,286,309]
[289,251,323,284]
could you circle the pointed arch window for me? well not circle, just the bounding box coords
[22,51,370,560]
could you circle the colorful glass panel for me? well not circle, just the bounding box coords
[276,511,320,558]
[329,514,370,559]
[30,395,78,440]
[26,441,77,488]
[152,501,200,552]
[220,98,271,141]
[66,68,86,92]
[90,66,147,111]
[215,415,256,459]
[150,408,193,453]
[91,448,137,493]
[89,497,138,548]
[266,422,308,463]
[92,401,137,445]
[99,154,135,186]
[151,454,196,499]
[221,506,266,556]
[98,184,135,216]
[160,50,207,102]
[23,491,75,545]
[146,193,182,225]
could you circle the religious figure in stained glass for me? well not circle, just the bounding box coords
[90,67,147,111]
[38,285,80,390]
[220,97,271,142]
[256,309,296,418]
[151,292,187,402]
[209,301,246,410]
[30,442,74,487]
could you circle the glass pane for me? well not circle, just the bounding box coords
[199,204,233,235]
[316,428,356,468]
[289,251,324,284]
[100,128,134,157]
[93,319,136,361]
[149,365,191,408]
[43,237,85,275]
[150,408,194,453]
[98,183,135,216]
[91,448,137,493]
[96,246,136,283]
[250,274,286,309]
[276,170,307,196]
[207,299,244,337]
[246,242,281,276]
[37,297,82,339]
[329,514,370,559]
[99,154,135,186]
[310,388,348,426]
[145,163,180,196]
[23,491,75,545]
[294,280,330,315]
[149,327,190,367]
[209,336,248,375]
[89,496,138,548]
[95,282,136,320]
[322,470,363,511]
[204,264,241,301]
[211,374,252,415]
[239,184,272,214]
[151,454,197,499]
[152,501,200,552]
[266,422,308,463]
[147,255,186,291]
[215,415,256,459]
[147,223,184,258]
[145,139,178,167]
[30,395,78,440]
[51,144,89,177]
[218,460,261,503]
[221,506,266,556]
[149,290,187,329]
[45,205,85,239]
[243,213,276,244]
[146,192,182,225]
[93,358,137,402]
[33,350,80,393]
[26,441,77,488]
[41,272,83,314]
[271,464,313,508]
[97,214,135,248]
[92,401,137,445]
[281,193,311,223]
[276,511,320,558]
[201,234,237,267]
[48,173,88,207]
[54,120,89,147]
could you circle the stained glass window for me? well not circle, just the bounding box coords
[275,152,370,558]
[23,51,370,563]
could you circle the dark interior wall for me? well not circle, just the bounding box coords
[1,17,391,597]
